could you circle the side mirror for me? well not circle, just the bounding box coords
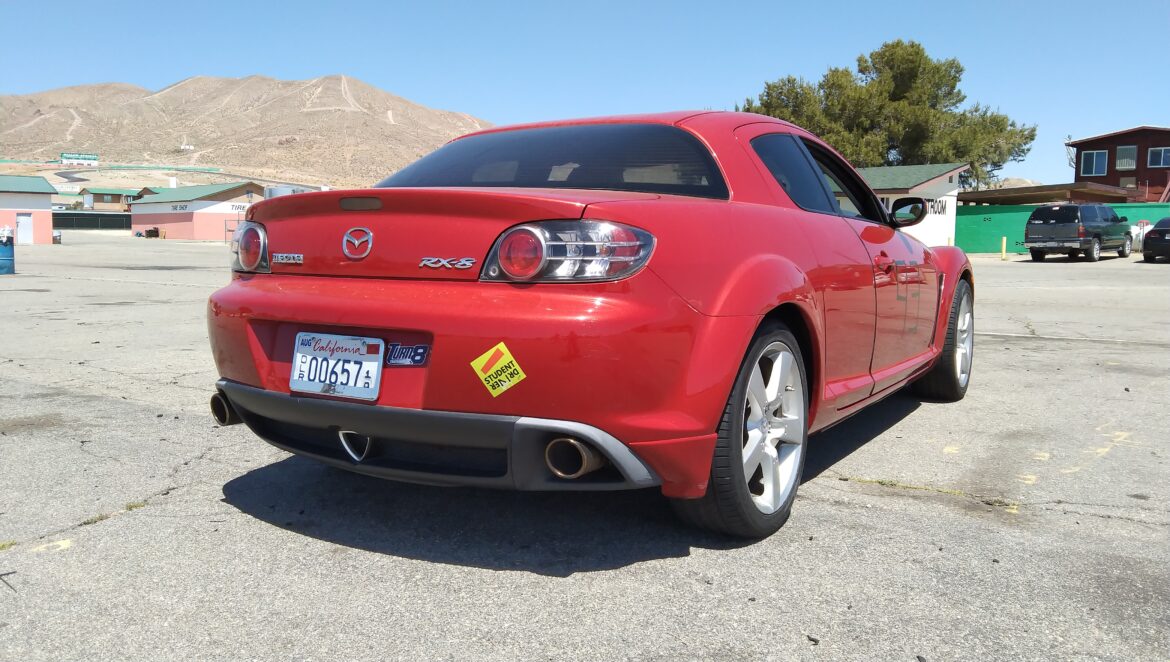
[890,197,927,227]
[1119,216,1128,223]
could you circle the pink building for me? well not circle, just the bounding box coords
[130,181,265,240]
[0,175,55,245]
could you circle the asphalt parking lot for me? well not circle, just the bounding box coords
[1,232,1167,661]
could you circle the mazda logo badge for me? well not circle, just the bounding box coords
[342,227,373,259]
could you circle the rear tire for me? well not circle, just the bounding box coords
[1119,235,1132,258]
[1030,249,1045,262]
[912,279,973,402]
[671,322,808,539]
[1085,238,1101,262]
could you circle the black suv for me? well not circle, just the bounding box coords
[1023,203,1133,262]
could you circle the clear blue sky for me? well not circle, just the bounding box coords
[2,0,1167,184]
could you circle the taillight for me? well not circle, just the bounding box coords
[482,220,655,283]
[231,221,270,273]
[497,226,546,280]
[1077,225,1086,238]
[1149,231,1162,240]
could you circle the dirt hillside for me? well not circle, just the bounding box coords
[0,75,488,188]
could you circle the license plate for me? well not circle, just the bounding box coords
[290,332,384,401]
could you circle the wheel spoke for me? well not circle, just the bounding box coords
[742,424,766,481]
[767,351,790,405]
[775,410,805,445]
[747,364,769,419]
[768,450,785,511]
[758,447,777,506]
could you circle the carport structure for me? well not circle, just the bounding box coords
[958,182,1133,205]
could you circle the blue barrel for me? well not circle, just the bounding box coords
[0,237,13,275]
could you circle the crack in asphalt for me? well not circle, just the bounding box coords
[816,472,1169,526]
[8,437,242,548]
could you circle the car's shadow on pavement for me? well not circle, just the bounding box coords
[221,458,744,576]
[802,392,921,481]
[221,393,920,576]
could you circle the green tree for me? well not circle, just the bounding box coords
[740,40,1036,189]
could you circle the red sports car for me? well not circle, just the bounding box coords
[208,111,974,538]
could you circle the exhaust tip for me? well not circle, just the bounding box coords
[545,437,607,479]
[210,392,241,426]
[338,430,373,463]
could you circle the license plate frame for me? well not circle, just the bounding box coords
[290,332,384,401]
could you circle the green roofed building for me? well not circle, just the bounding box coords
[0,175,57,244]
[129,181,264,240]
[79,187,150,212]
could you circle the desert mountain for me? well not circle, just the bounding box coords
[0,75,488,188]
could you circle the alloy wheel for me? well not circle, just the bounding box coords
[954,291,974,387]
[741,342,805,515]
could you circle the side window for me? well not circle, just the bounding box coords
[802,141,885,223]
[750,134,836,214]
[1080,206,1098,223]
[1103,207,1118,222]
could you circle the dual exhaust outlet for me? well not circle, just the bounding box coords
[210,392,607,480]
[209,392,241,426]
[544,437,608,480]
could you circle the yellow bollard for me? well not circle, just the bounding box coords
[1001,236,1007,261]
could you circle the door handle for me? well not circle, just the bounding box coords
[874,252,895,273]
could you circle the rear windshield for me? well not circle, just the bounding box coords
[377,124,729,199]
[1028,206,1080,223]
[1156,218,1170,229]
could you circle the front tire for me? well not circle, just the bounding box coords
[1030,249,1045,262]
[1085,238,1102,262]
[1119,235,1132,257]
[912,279,973,402]
[671,322,808,538]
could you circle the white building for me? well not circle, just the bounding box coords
[858,163,971,247]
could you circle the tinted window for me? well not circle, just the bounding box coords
[1081,206,1099,222]
[750,134,834,213]
[1101,206,1118,222]
[377,124,728,199]
[1156,218,1170,229]
[802,141,885,223]
[1028,206,1080,223]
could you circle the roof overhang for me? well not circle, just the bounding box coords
[958,182,1134,205]
[1066,126,1170,146]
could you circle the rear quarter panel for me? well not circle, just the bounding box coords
[926,245,974,352]
[582,196,828,424]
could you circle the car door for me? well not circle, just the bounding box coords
[1101,206,1123,247]
[798,139,941,395]
[737,127,877,412]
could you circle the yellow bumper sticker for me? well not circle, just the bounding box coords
[470,342,527,397]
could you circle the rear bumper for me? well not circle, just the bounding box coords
[1142,240,1170,257]
[219,379,661,491]
[208,272,752,497]
[1024,240,1086,252]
